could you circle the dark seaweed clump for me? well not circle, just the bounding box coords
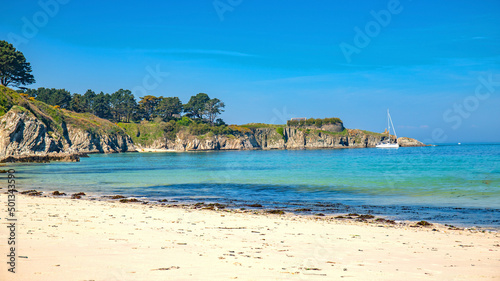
[21,190,42,196]
[71,192,86,199]
[52,191,66,196]
[267,210,285,215]
[415,220,433,227]
[247,204,263,208]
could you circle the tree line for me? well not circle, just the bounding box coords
[1,40,226,125]
[19,88,225,125]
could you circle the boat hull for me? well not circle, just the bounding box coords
[376,143,399,148]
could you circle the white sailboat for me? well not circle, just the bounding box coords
[376,109,399,148]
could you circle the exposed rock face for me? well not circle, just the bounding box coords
[397,137,425,147]
[0,110,61,157]
[0,108,135,162]
[284,128,385,149]
[140,126,424,152]
[67,130,134,154]
[253,128,286,149]
[164,131,261,151]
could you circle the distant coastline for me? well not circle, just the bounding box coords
[0,85,424,162]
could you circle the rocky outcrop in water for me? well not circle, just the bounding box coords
[397,137,425,147]
[0,153,83,163]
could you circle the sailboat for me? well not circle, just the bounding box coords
[376,109,399,148]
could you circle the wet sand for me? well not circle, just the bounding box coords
[1,194,499,280]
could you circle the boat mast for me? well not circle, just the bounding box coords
[388,109,398,141]
[387,109,390,142]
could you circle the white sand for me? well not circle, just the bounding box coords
[136,148,177,153]
[1,194,499,280]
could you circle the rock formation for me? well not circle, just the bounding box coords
[0,86,425,162]
[132,126,423,152]
[0,86,135,162]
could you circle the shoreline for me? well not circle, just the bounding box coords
[15,189,500,230]
[136,148,179,153]
[1,194,499,280]
[1,141,430,163]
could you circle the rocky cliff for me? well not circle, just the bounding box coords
[0,85,424,162]
[132,126,423,152]
[0,86,135,162]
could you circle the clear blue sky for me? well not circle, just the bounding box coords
[1,0,499,143]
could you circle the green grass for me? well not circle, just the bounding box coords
[228,125,252,133]
[240,123,285,129]
[240,123,286,140]
[10,105,29,113]
[118,122,167,146]
[360,130,385,137]
[0,85,29,117]
[276,127,284,137]
[318,128,348,136]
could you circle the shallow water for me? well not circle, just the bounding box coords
[9,143,500,227]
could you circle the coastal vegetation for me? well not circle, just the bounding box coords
[0,85,128,136]
[302,128,349,137]
[20,88,226,126]
[287,117,342,127]
[118,118,234,146]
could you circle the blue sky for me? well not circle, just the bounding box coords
[1,0,499,143]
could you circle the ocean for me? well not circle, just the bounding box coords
[9,143,500,228]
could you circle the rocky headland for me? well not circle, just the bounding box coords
[0,86,424,162]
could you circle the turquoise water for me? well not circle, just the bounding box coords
[9,144,500,227]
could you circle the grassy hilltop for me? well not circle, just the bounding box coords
[0,85,126,137]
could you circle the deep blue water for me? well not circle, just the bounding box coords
[8,143,500,228]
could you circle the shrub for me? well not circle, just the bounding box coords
[210,125,232,135]
[177,116,192,126]
[314,118,323,127]
[287,117,342,127]
[228,125,252,133]
[152,116,163,123]
[164,120,178,140]
[189,122,211,135]
[214,118,226,126]
[276,127,284,137]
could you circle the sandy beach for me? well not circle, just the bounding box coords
[136,148,178,153]
[1,194,499,281]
